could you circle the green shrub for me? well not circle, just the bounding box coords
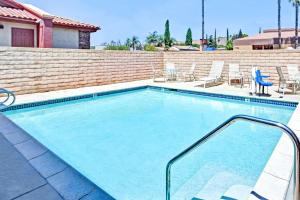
[226,40,233,50]
[104,45,129,51]
[144,44,158,51]
[192,44,200,48]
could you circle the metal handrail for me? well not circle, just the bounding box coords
[166,114,300,200]
[0,89,15,108]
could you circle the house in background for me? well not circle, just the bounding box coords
[234,28,298,50]
[193,39,208,46]
[0,0,99,49]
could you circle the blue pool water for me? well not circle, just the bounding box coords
[5,88,294,200]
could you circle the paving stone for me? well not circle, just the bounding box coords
[15,184,63,200]
[30,151,67,178]
[2,128,31,145]
[47,167,94,200]
[81,188,116,200]
[0,114,25,134]
[0,134,46,200]
[15,139,48,160]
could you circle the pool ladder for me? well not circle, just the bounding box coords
[0,89,16,109]
[166,115,300,200]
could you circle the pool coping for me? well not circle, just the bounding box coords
[1,83,299,200]
[1,85,298,112]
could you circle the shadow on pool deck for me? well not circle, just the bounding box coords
[0,114,115,200]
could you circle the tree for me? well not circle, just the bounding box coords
[259,27,262,34]
[226,28,229,41]
[232,30,248,40]
[125,38,131,47]
[164,20,172,49]
[157,35,164,47]
[289,0,300,48]
[201,0,205,50]
[185,28,193,45]
[226,40,233,50]
[238,29,243,38]
[146,31,159,46]
[126,36,141,51]
[278,0,282,49]
[207,35,214,47]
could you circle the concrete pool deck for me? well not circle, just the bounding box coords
[0,116,114,200]
[1,79,300,200]
[9,80,300,105]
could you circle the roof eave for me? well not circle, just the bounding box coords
[0,16,37,24]
[53,23,100,32]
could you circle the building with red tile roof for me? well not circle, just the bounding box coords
[234,28,298,50]
[0,0,100,49]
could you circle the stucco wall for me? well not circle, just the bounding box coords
[0,21,37,47]
[53,27,79,49]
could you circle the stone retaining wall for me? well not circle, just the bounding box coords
[1,47,300,94]
[0,48,163,94]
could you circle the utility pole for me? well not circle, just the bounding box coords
[278,0,282,49]
[202,0,205,50]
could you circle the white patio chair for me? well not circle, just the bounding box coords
[287,64,300,81]
[165,62,177,81]
[194,61,224,88]
[181,63,196,82]
[277,66,300,96]
[228,64,244,87]
[151,64,165,82]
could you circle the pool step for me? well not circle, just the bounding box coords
[191,185,252,200]
[222,185,253,200]
[193,172,252,200]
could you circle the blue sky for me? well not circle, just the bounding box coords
[20,0,296,45]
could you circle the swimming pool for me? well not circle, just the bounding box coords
[4,87,295,200]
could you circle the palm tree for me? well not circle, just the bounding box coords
[289,0,300,48]
[157,35,164,47]
[146,31,159,46]
[126,36,141,51]
[201,0,205,50]
[278,0,282,49]
[132,36,141,50]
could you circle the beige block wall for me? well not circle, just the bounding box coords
[0,47,163,94]
[1,47,300,95]
[0,21,37,47]
[163,50,300,85]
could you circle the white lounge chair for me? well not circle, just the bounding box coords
[277,66,300,95]
[194,61,224,88]
[165,62,177,81]
[180,63,196,82]
[287,64,300,81]
[151,64,165,82]
[228,64,244,87]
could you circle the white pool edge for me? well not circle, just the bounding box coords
[248,104,300,200]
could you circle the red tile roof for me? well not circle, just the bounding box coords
[0,0,99,31]
[0,6,38,21]
[52,16,99,30]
